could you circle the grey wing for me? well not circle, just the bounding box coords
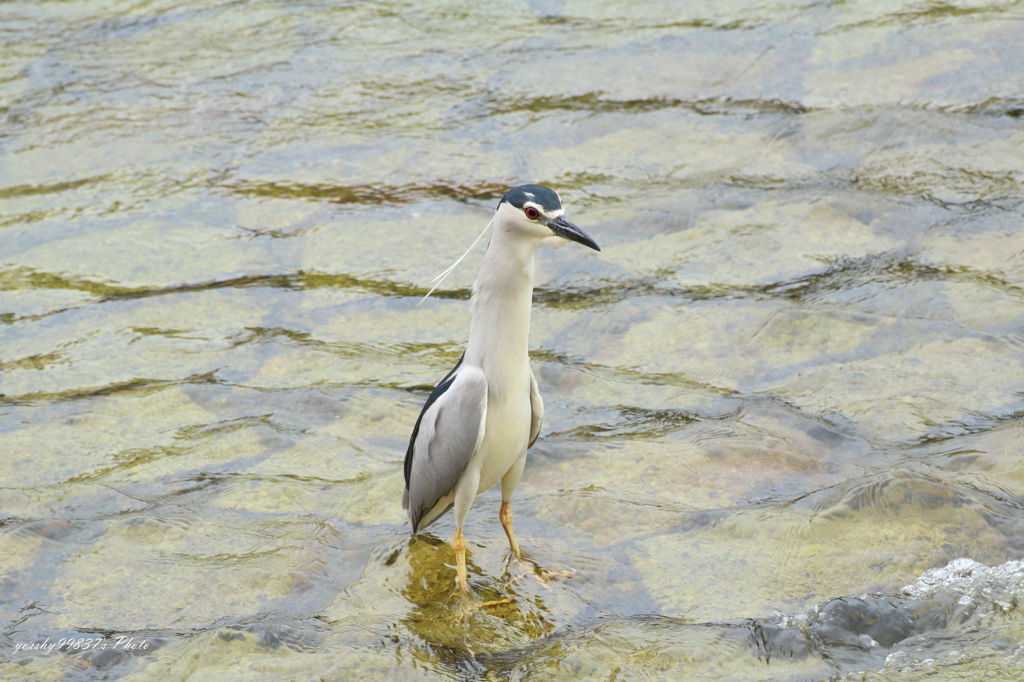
[528,366,543,448]
[405,365,487,532]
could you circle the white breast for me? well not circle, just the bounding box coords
[473,365,531,493]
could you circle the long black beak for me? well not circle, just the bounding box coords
[548,215,601,251]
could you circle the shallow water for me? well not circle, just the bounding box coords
[2,0,1024,679]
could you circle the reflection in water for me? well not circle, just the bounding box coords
[2,0,1024,679]
[399,534,557,666]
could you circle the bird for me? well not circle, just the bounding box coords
[402,184,600,594]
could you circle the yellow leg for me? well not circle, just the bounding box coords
[453,528,469,594]
[499,501,522,560]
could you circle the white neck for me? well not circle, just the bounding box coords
[464,226,538,385]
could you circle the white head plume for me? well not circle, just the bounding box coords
[417,217,493,306]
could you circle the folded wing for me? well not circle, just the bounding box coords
[528,367,543,448]
[403,357,488,532]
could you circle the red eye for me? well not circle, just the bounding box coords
[524,207,540,220]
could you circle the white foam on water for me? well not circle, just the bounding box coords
[902,557,1024,613]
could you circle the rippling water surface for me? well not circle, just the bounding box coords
[3,1,1024,679]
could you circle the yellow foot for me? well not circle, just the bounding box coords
[505,558,575,590]
[529,567,575,589]
[450,593,514,622]
[479,598,513,608]
[536,567,575,584]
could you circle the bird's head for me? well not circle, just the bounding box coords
[495,184,601,251]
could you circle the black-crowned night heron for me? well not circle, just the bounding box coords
[403,184,600,594]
